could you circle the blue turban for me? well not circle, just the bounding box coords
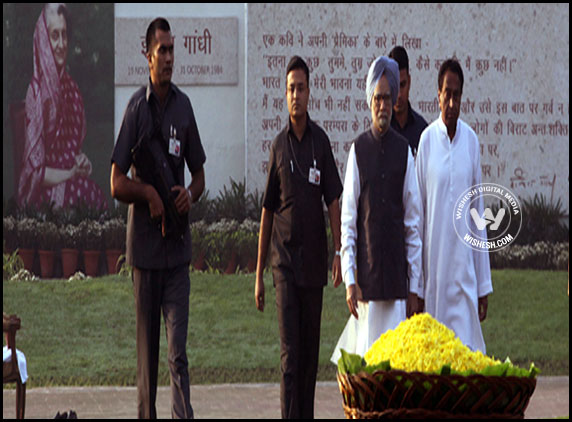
[366,56,399,109]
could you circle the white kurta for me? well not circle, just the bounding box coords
[3,346,28,383]
[331,139,423,364]
[416,115,493,353]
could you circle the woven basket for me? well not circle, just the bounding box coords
[337,370,536,419]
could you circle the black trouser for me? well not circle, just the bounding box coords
[133,266,193,419]
[275,282,324,419]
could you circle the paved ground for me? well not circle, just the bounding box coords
[3,377,569,419]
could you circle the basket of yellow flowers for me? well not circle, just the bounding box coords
[337,313,538,419]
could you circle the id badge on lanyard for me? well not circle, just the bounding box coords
[168,125,181,158]
[308,159,321,186]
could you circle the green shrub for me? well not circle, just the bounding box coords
[3,216,17,251]
[212,178,249,222]
[16,218,39,249]
[488,194,568,245]
[3,249,24,279]
[36,221,60,250]
[189,189,215,224]
[204,219,240,271]
[236,219,260,269]
[211,178,263,223]
[190,220,210,264]
[490,241,569,270]
[518,195,568,244]
[78,220,104,251]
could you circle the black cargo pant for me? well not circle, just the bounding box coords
[275,281,324,419]
[133,266,193,419]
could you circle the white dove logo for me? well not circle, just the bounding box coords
[470,207,506,231]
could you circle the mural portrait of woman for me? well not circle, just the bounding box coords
[4,3,113,211]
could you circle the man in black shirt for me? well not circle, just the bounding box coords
[255,56,343,419]
[110,18,206,419]
[389,46,428,157]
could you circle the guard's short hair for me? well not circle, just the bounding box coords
[388,46,409,73]
[286,56,310,86]
[438,59,464,94]
[145,17,171,53]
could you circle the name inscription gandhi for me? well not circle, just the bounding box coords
[115,17,238,86]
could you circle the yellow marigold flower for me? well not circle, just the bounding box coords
[364,313,500,373]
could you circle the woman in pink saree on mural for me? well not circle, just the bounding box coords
[18,3,107,210]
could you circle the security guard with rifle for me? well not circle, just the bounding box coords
[110,17,205,419]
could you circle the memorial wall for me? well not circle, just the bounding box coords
[246,3,569,210]
[4,4,568,213]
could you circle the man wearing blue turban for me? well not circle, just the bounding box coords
[332,56,424,363]
[366,56,400,110]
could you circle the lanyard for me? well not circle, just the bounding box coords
[287,132,316,177]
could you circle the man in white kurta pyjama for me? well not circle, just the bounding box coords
[416,59,493,353]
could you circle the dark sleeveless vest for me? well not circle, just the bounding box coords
[354,127,409,301]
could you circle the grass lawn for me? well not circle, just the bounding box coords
[2,269,569,387]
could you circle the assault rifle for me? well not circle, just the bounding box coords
[131,129,187,240]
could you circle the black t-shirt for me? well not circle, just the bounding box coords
[390,101,428,157]
[263,115,342,287]
[111,81,206,269]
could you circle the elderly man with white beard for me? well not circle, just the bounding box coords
[331,56,423,363]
